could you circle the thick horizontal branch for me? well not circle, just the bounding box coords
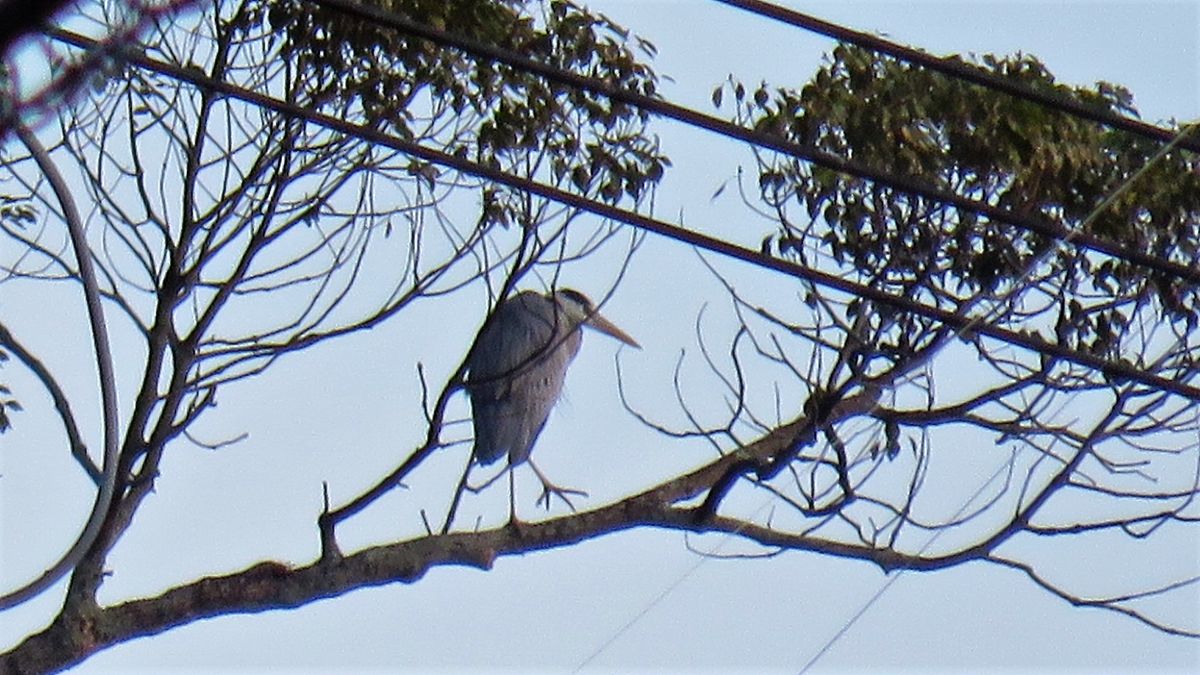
[7,400,1192,671]
[2,415,806,672]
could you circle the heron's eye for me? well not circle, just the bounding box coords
[557,289,592,314]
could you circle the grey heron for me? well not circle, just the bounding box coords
[465,288,639,512]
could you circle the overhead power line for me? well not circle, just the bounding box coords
[301,0,1200,288]
[712,0,1200,154]
[43,27,1200,404]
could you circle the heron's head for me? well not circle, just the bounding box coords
[552,289,641,349]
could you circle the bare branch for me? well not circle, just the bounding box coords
[0,122,119,611]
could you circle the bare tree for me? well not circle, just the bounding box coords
[0,1,663,670]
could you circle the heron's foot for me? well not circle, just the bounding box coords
[535,481,589,512]
[526,459,588,512]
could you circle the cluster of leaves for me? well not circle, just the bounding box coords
[720,44,1200,356]
[0,194,32,431]
[236,0,668,219]
[0,351,18,433]
[0,194,37,229]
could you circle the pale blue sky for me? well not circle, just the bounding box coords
[2,1,1198,672]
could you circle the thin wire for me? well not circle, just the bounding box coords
[572,118,1198,675]
[297,0,1200,288]
[570,507,764,673]
[794,120,1199,672]
[796,451,1019,673]
[38,31,1200,640]
[39,27,1200,404]
[23,3,1200,656]
[710,0,1200,153]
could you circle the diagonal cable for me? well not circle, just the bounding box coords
[39,27,1200,405]
[297,0,1200,287]
[711,0,1200,153]
[795,120,1200,671]
[574,117,1199,675]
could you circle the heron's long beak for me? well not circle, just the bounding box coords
[586,312,641,349]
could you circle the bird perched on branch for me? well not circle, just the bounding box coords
[465,288,639,512]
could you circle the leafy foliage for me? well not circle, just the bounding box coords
[239,0,668,220]
[722,45,1200,363]
[0,382,20,434]
[674,47,1200,631]
[0,194,36,229]
[3,5,1197,668]
[0,196,33,434]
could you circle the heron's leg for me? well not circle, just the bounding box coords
[508,468,518,526]
[527,459,588,512]
[465,467,508,493]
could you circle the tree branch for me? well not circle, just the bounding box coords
[0,320,99,481]
[0,123,119,611]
